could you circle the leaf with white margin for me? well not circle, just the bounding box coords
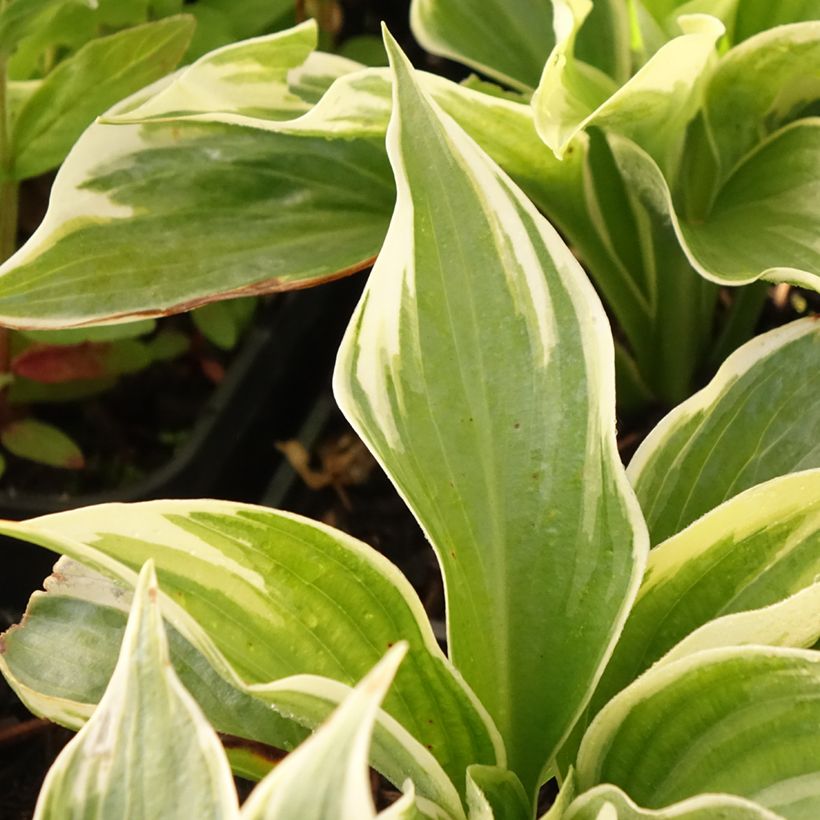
[540,770,577,820]
[0,21,592,329]
[466,765,530,820]
[659,583,820,666]
[335,30,647,795]
[608,123,820,290]
[0,112,394,329]
[11,15,195,180]
[240,643,407,820]
[591,469,820,709]
[533,0,723,175]
[575,647,820,819]
[0,556,307,751]
[702,22,820,191]
[563,783,780,819]
[628,319,820,544]
[113,21,361,122]
[0,500,498,808]
[243,674,460,819]
[409,0,630,92]
[409,0,554,91]
[33,561,240,820]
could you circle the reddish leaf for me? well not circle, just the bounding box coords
[12,343,109,383]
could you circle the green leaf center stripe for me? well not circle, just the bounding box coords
[335,32,647,794]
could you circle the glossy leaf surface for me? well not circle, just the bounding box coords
[335,33,647,793]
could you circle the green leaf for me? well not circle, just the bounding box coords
[575,647,820,819]
[658,583,820,666]
[0,0,94,54]
[0,500,501,808]
[608,122,820,291]
[592,470,820,715]
[0,556,307,754]
[563,784,780,819]
[11,339,152,382]
[334,32,647,794]
[22,318,156,344]
[0,118,394,328]
[239,644,408,820]
[703,22,820,189]
[0,19,592,330]
[32,561,240,820]
[733,1,820,44]
[12,16,195,180]
[409,0,555,90]
[115,21,338,122]
[628,319,820,544]
[1,418,84,468]
[338,35,388,67]
[192,299,254,350]
[533,1,723,175]
[466,766,530,820]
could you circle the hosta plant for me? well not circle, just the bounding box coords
[0,1,277,477]
[0,2,816,411]
[1,34,818,819]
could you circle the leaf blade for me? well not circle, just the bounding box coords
[334,31,647,793]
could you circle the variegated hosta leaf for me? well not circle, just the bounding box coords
[409,0,555,91]
[33,561,240,820]
[11,16,195,180]
[591,469,820,714]
[240,644,407,820]
[533,0,723,175]
[609,121,820,290]
[701,22,820,192]
[658,583,820,666]
[0,556,307,750]
[0,501,499,807]
[409,0,630,92]
[335,32,647,794]
[0,111,394,327]
[628,319,820,544]
[575,647,820,819]
[466,765,530,820]
[563,784,780,820]
[0,20,592,330]
[113,21,361,122]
